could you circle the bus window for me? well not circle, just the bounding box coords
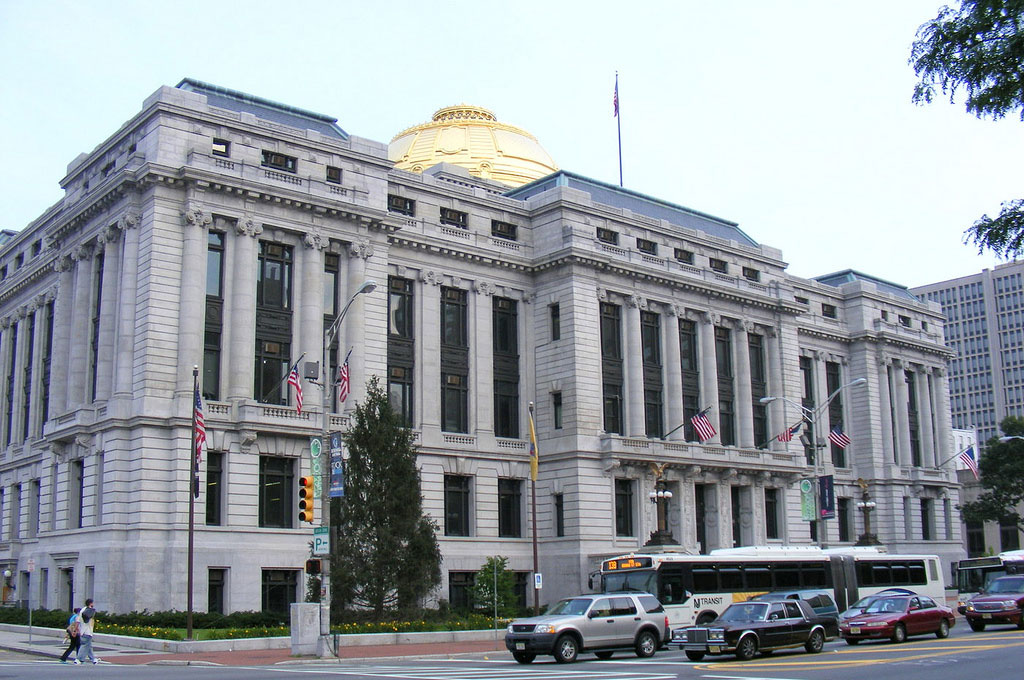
[871,564,890,585]
[909,562,927,585]
[720,568,743,590]
[693,567,717,592]
[659,572,688,605]
[891,564,909,585]
[775,566,800,588]
[801,563,827,587]
[746,566,771,589]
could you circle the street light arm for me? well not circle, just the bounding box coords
[325,280,377,347]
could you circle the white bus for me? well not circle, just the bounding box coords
[954,550,1024,613]
[598,546,945,629]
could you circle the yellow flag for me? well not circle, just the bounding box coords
[528,410,539,482]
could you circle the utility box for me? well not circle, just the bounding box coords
[290,602,320,656]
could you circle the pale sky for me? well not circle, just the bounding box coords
[2,0,1020,289]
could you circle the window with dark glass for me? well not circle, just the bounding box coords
[261,150,296,173]
[679,319,701,442]
[441,287,468,347]
[674,248,693,264]
[966,520,985,557]
[838,497,851,542]
[389,277,413,338]
[554,493,565,537]
[641,311,663,437]
[204,231,225,401]
[709,257,728,273]
[442,373,468,433]
[899,315,911,327]
[765,488,780,539]
[921,498,933,541]
[822,303,837,319]
[615,479,634,536]
[258,456,293,528]
[208,568,226,615]
[449,572,475,610]
[800,356,816,464]
[826,361,845,466]
[388,194,415,216]
[212,138,230,157]
[742,266,760,281]
[439,207,468,228]
[601,302,623,434]
[731,486,742,546]
[3,323,15,445]
[255,242,293,405]
[261,569,298,614]
[1000,517,1020,551]
[206,451,223,526]
[441,287,469,433]
[388,276,414,426]
[498,479,523,538]
[906,370,921,466]
[89,253,104,402]
[444,474,471,536]
[21,313,34,441]
[40,301,53,427]
[326,166,342,184]
[596,227,618,245]
[749,333,767,448]
[550,304,560,341]
[491,220,517,240]
[256,242,292,310]
[715,327,735,445]
[493,297,519,438]
[552,391,562,429]
[794,295,809,305]
[636,237,657,255]
[388,366,414,427]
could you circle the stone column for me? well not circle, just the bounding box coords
[419,270,442,429]
[94,226,121,401]
[766,328,784,444]
[663,306,684,440]
[893,360,912,466]
[698,312,720,445]
[878,358,895,465]
[734,321,754,448]
[472,281,495,437]
[114,213,140,398]
[932,367,952,470]
[177,205,211,397]
[916,366,936,467]
[344,242,373,408]
[622,295,645,437]
[67,244,96,408]
[50,255,75,414]
[27,297,50,439]
[12,307,31,442]
[227,217,261,402]
[299,231,325,409]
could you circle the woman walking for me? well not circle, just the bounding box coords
[58,607,80,664]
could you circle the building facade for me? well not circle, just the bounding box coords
[912,263,1024,556]
[0,80,963,614]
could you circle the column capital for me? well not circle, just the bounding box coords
[420,269,442,286]
[303,230,327,251]
[182,203,213,229]
[0,316,10,330]
[596,286,609,302]
[699,310,720,325]
[96,224,121,245]
[117,211,140,231]
[236,215,263,237]
[71,243,94,262]
[625,294,646,310]
[474,280,496,297]
[54,255,73,273]
[348,241,374,260]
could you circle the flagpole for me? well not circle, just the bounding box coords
[936,443,977,468]
[259,352,306,403]
[615,72,623,187]
[187,365,198,641]
[528,402,539,616]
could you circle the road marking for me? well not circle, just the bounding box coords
[702,675,807,680]
[256,664,676,680]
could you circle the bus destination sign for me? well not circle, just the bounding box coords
[602,557,652,572]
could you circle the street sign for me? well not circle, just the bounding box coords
[25,558,34,573]
[313,527,330,556]
[329,431,345,498]
[534,573,542,590]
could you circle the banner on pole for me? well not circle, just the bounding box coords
[329,430,345,498]
[819,475,835,519]
[310,436,323,499]
[800,479,816,521]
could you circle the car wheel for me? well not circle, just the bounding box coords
[685,650,706,661]
[968,619,986,632]
[594,651,614,660]
[634,630,658,658]
[845,638,860,645]
[512,652,536,664]
[891,623,907,643]
[805,629,825,654]
[695,612,717,626]
[553,634,579,663]
[735,635,757,661]
[936,619,950,638]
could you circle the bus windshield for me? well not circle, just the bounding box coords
[957,567,1007,595]
[602,570,657,594]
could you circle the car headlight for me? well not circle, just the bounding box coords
[1001,600,1017,608]
[967,605,976,612]
[865,621,889,627]
[708,629,725,641]
[507,623,515,633]
[534,624,555,634]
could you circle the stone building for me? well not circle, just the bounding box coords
[0,79,963,614]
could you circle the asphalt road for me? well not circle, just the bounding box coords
[0,624,1020,679]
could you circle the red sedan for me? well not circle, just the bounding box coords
[839,594,955,644]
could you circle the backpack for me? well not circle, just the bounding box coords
[66,621,80,636]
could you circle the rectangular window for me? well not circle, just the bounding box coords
[326,166,342,184]
[641,311,663,438]
[596,227,618,245]
[966,520,985,557]
[388,276,414,338]
[441,287,468,347]
[70,460,84,529]
[206,451,223,526]
[10,484,21,540]
[554,493,565,537]
[921,498,933,541]
[40,301,54,427]
[261,150,297,173]
[388,366,414,427]
[491,220,517,240]
[838,498,851,542]
[550,304,560,341]
[636,237,657,255]
[212,138,230,157]
[256,242,293,310]
[742,267,760,281]
[255,242,294,405]
[709,257,728,273]
[208,568,226,615]
[449,571,475,610]
[615,479,634,536]
[261,569,298,614]
[765,488,780,539]
[498,478,523,538]
[552,391,563,429]
[601,302,623,434]
[442,373,469,433]
[674,248,693,264]
[715,327,735,445]
[439,207,468,228]
[731,486,742,547]
[679,319,701,442]
[822,303,837,319]
[800,356,816,465]
[444,475,471,537]
[89,253,103,402]
[899,315,911,327]
[749,333,767,448]
[258,456,293,528]
[795,295,809,305]
[388,194,415,216]
[204,232,225,401]
[22,313,35,441]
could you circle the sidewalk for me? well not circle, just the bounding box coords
[0,626,509,666]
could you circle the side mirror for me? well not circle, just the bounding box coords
[587,611,597,619]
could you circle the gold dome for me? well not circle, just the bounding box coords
[389,105,558,187]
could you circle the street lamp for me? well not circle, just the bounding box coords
[760,377,866,547]
[999,436,1024,442]
[317,278,376,657]
[647,484,675,546]
[854,478,879,546]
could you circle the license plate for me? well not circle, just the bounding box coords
[709,645,721,653]
[850,627,860,634]
[983,614,992,619]
[516,642,525,650]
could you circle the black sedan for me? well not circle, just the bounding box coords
[673,599,839,661]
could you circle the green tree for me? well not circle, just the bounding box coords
[331,377,441,618]
[960,415,1024,533]
[910,1,1024,257]
[469,556,519,619]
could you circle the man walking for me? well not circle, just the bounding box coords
[74,599,99,665]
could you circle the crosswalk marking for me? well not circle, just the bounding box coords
[260,663,676,680]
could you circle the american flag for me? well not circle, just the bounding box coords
[287,362,303,414]
[828,425,851,449]
[338,350,352,404]
[958,446,979,480]
[193,385,206,466]
[690,408,717,442]
[613,78,619,117]
[777,421,802,442]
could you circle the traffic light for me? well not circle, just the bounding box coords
[298,475,315,523]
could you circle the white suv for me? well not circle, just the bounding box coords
[504,592,668,663]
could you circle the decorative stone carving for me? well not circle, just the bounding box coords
[72,244,93,262]
[596,287,608,302]
[625,294,647,310]
[236,216,263,237]
[420,270,441,286]
[239,430,258,450]
[474,281,495,297]
[17,305,30,319]
[54,255,73,273]
[303,230,326,251]
[0,317,10,330]
[700,311,720,325]
[182,204,213,229]
[96,225,120,245]
[117,212,140,231]
[348,242,374,260]
[741,320,756,333]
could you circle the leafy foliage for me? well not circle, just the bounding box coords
[910,1,1024,258]
[960,416,1024,532]
[469,556,520,619]
[331,376,441,618]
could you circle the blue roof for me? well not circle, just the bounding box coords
[813,269,918,301]
[505,170,758,246]
[176,79,347,140]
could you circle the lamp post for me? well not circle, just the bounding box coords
[317,278,376,657]
[760,377,866,547]
[854,477,879,545]
[999,436,1024,442]
[646,483,675,545]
